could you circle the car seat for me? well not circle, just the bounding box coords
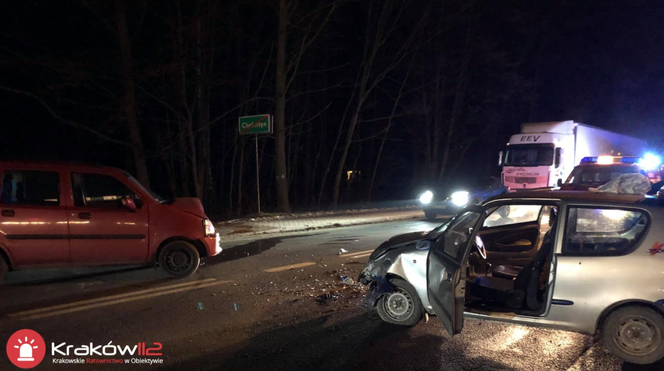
[469,207,558,311]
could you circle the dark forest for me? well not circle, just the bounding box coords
[1,0,662,216]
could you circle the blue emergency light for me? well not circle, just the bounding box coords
[638,153,662,170]
[580,156,640,165]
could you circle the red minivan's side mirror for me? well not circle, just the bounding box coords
[122,195,138,212]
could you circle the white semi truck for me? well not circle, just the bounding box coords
[499,120,647,190]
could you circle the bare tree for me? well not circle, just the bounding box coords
[366,50,417,202]
[274,0,339,212]
[331,0,426,207]
[115,0,150,187]
[437,21,472,180]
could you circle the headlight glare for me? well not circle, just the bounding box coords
[451,191,470,207]
[419,190,433,205]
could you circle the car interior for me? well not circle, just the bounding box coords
[464,204,558,316]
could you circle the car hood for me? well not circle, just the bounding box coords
[169,197,207,218]
[369,231,427,260]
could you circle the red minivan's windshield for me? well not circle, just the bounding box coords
[126,174,165,202]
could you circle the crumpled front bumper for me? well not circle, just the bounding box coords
[358,243,433,313]
[358,257,395,307]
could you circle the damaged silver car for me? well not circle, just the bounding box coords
[359,191,664,364]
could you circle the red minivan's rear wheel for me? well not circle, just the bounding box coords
[0,255,8,284]
[159,241,201,278]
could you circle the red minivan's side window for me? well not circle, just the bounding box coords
[71,173,139,208]
[1,170,60,206]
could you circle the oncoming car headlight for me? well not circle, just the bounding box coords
[203,219,216,237]
[419,190,433,205]
[451,191,470,207]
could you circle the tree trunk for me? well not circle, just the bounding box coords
[228,135,238,215]
[330,0,391,208]
[274,0,292,212]
[332,105,361,208]
[163,116,178,197]
[194,2,214,204]
[438,22,472,180]
[367,51,416,202]
[317,87,354,206]
[115,0,150,188]
[162,149,177,198]
[237,137,245,216]
[171,2,189,196]
[346,142,362,204]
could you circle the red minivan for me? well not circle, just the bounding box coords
[0,161,221,283]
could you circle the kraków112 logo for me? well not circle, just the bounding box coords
[6,329,46,369]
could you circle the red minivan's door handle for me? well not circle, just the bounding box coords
[1,209,15,217]
[78,212,92,219]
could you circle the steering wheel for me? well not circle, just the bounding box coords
[474,234,487,260]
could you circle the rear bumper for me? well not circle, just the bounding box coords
[201,233,222,257]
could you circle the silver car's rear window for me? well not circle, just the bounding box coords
[562,207,649,256]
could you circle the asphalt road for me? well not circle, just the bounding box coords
[0,217,661,370]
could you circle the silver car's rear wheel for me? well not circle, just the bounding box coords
[376,278,423,326]
[603,306,664,364]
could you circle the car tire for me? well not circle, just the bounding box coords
[424,211,437,221]
[376,277,423,326]
[602,306,664,364]
[0,255,8,285]
[159,241,201,279]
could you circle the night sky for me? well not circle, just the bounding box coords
[0,0,662,213]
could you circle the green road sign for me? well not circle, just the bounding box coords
[239,114,272,135]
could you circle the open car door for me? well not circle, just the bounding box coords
[427,210,483,336]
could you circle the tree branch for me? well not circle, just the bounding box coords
[0,85,131,147]
[287,81,346,102]
[357,113,405,123]
[296,61,352,75]
[286,101,333,130]
[285,2,339,90]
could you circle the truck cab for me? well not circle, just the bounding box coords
[501,122,575,190]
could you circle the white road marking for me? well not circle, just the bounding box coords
[339,249,373,258]
[263,262,317,273]
[10,278,219,318]
[18,280,232,320]
[343,252,372,259]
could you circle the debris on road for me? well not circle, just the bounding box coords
[339,275,356,286]
[339,248,348,254]
[315,291,340,304]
